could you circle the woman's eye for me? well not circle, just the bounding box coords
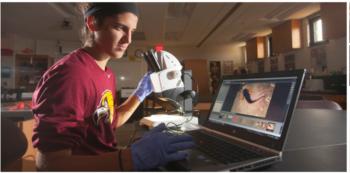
[113,25,123,30]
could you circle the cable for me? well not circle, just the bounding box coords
[164,111,198,135]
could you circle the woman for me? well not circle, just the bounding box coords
[32,3,193,171]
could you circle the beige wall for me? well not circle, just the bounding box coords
[1,33,245,93]
[2,13,346,93]
[255,37,346,74]
[321,3,346,40]
[247,7,346,75]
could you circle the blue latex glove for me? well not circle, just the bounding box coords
[130,123,195,171]
[142,122,167,137]
[134,72,153,102]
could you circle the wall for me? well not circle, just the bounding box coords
[0,33,146,91]
[108,58,147,90]
[103,43,244,91]
[166,43,243,62]
[249,15,346,75]
[253,36,346,74]
[2,28,345,94]
[324,37,346,73]
[129,44,245,101]
[321,3,346,40]
[167,43,245,76]
[1,33,83,90]
[2,33,245,93]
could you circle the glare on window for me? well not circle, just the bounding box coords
[266,37,271,57]
[313,19,323,42]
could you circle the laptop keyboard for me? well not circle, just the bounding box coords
[189,130,263,164]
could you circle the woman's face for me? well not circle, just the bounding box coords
[94,12,138,59]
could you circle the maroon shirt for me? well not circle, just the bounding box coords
[32,49,119,155]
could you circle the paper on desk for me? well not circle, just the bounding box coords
[139,114,199,131]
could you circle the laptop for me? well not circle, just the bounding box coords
[165,69,306,171]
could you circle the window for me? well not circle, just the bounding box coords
[291,20,301,49]
[308,16,324,45]
[242,46,247,64]
[266,35,273,57]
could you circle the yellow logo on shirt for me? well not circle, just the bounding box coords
[93,90,114,125]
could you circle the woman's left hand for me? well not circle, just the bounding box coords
[134,72,153,102]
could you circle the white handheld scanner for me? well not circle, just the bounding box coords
[143,49,184,93]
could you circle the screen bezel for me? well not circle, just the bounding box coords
[202,69,306,151]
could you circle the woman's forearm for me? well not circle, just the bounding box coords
[115,95,141,127]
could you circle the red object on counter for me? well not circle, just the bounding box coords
[17,101,25,110]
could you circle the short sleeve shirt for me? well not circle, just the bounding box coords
[32,49,119,155]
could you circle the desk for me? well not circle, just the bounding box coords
[116,109,347,171]
[1,110,33,121]
[301,91,346,110]
[1,101,33,121]
[264,109,346,171]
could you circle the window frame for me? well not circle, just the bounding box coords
[266,35,273,58]
[308,15,326,46]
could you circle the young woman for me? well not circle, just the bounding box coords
[32,3,194,171]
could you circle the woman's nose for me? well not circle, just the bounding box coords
[122,31,132,44]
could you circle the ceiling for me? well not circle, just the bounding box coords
[1,2,320,48]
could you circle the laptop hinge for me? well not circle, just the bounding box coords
[200,125,281,155]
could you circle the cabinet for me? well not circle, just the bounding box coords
[182,59,211,102]
[15,54,52,91]
[272,19,301,54]
[246,37,266,62]
[208,61,221,95]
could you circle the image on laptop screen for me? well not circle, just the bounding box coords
[209,76,297,139]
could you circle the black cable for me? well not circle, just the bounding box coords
[164,114,195,135]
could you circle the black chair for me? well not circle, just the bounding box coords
[1,117,28,170]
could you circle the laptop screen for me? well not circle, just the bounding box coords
[208,76,297,139]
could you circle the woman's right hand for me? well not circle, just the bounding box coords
[130,123,195,171]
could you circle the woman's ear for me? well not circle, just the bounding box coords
[86,15,96,32]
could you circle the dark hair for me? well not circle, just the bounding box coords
[77,3,98,45]
[77,3,139,45]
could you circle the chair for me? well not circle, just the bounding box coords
[1,117,28,170]
[296,100,342,110]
